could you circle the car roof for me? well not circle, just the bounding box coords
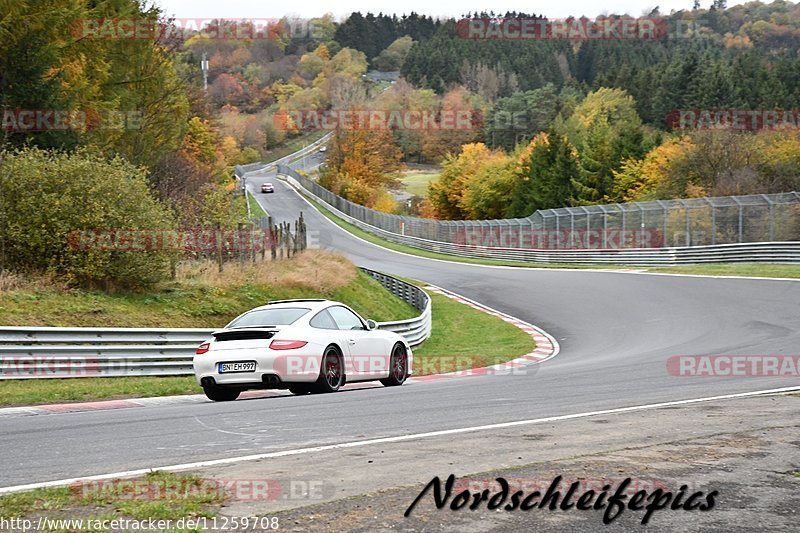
[250,299,336,312]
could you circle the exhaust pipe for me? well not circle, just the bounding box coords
[261,374,282,387]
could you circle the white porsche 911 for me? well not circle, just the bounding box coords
[193,299,412,401]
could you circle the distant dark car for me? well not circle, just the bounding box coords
[261,182,275,193]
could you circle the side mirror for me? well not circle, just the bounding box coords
[366,319,378,331]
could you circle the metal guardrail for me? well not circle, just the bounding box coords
[234,133,332,179]
[360,268,431,347]
[282,162,799,250]
[280,168,800,266]
[0,269,431,379]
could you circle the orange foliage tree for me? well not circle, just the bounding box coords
[320,127,403,210]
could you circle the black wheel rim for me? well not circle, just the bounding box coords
[392,348,406,382]
[325,351,342,388]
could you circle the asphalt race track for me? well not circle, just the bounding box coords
[1,166,798,489]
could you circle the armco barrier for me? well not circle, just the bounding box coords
[0,268,430,379]
[360,267,431,347]
[234,132,332,179]
[279,167,800,266]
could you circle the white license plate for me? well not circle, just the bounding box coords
[218,361,256,373]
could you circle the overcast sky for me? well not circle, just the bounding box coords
[153,0,748,21]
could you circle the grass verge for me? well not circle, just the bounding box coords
[0,253,535,406]
[399,169,439,196]
[247,190,268,218]
[644,263,800,278]
[0,252,416,328]
[0,289,535,405]
[412,291,535,375]
[0,376,199,407]
[0,470,225,527]
[303,193,614,270]
[302,192,800,279]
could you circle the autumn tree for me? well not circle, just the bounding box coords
[507,132,581,216]
[320,128,403,209]
[561,88,651,204]
[420,87,483,163]
[427,143,514,220]
[372,36,415,71]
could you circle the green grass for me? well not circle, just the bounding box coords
[0,283,535,405]
[246,190,268,218]
[302,193,800,279]
[0,376,200,407]
[0,471,224,528]
[0,267,536,405]
[0,270,416,328]
[0,244,541,406]
[399,170,439,196]
[412,291,535,374]
[646,263,800,279]
[0,257,420,406]
[302,193,610,270]
[0,486,73,517]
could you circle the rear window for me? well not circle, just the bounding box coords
[310,309,338,329]
[226,307,310,328]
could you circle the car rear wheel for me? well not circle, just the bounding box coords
[381,344,408,387]
[312,346,344,393]
[203,385,240,402]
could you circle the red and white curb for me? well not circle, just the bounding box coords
[0,288,559,417]
[410,285,559,382]
[0,384,384,417]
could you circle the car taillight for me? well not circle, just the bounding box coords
[269,340,308,350]
[196,342,210,355]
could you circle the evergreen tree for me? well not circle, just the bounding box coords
[507,132,580,216]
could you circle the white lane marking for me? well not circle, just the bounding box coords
[2,385,798,495]
[282,178,800,283]
[193,416,258,438]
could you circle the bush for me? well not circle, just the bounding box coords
[0,147,176,289]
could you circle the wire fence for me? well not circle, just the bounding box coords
[281,166,800,250]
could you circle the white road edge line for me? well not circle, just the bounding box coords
[276,176,800,283]
[2,385,799,495]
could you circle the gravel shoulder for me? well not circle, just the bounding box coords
[200,393,800,531]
